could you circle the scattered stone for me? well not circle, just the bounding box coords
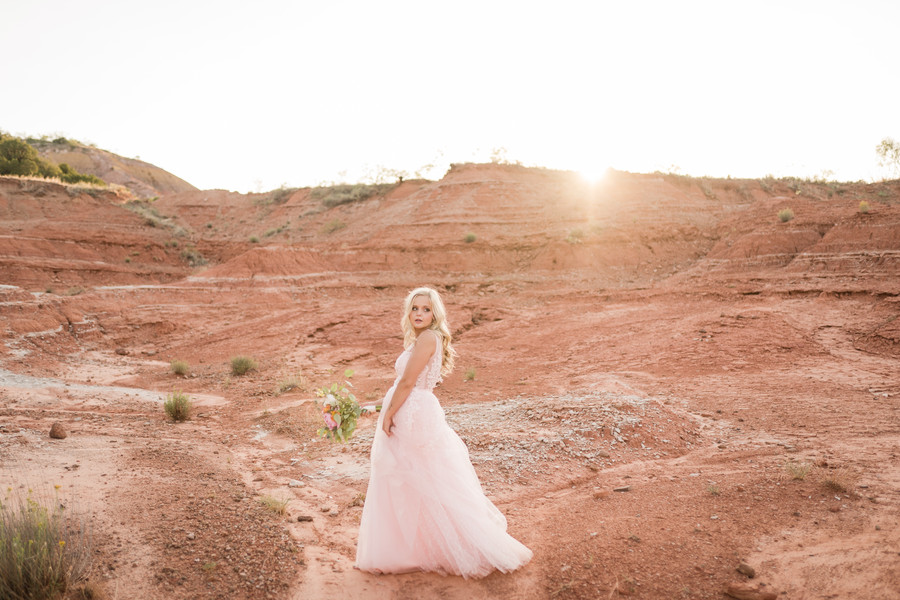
[115,348,128,355]
[724,582,777,600]
[49,422,67,439]
[595,450,611,458]
[297,515,313,522]
[613,486,631,492]
[328,510,339,517]
[320,506,331,513]
[736,562,756,578]
[288,479,304,487]
[186,532,195,540]
[593,489,611,500]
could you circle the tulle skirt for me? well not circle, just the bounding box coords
[355,385,532,578]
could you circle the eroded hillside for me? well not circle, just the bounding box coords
[1,164,898,599]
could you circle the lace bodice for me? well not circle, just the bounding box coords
[394,334,443,391]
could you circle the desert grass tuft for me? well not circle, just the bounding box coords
[464,367,476,381]
[259,495,290,515]
[778,208,795,222]
[0,485,93,600]
[321,219,346,234]
[464,232,477,243]
[230,356,258,376]
[858,200,870,213]
[163,390,192,422]
[820,466,855,494]
[784,460,811,480]
[277,374,307,394]
[170,359,190,376]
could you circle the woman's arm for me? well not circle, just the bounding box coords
[382,330,437,437]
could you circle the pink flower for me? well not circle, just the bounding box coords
[323,411,337,430]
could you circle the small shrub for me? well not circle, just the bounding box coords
[784,460,811,480]
[821,467,854,493]
[321,219,346,234]
[858,201,870,213]
[259,495,289,515]
[464,233,477,243]
[170,360,189,376]
[706,484,720,496]
[277,374,307,394]
[249,235,259,243]
[65,286,86,296]
[464,367,476,381]
[778,208,795,223]
[269,187,297,205]
[231,356,258,376]
[0,486,93,599]
[163,390,192,422]
[180,246,207,267]
[310,182,396,208]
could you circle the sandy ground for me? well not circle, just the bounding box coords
[1,167,898,599]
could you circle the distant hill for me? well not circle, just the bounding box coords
[29,137,197,199]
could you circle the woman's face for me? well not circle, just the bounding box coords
[409,295,434,333]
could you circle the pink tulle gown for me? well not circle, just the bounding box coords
[355,340,532,578]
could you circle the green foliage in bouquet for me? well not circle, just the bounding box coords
[315,382,361,442]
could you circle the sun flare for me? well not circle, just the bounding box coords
[577,164,611,185]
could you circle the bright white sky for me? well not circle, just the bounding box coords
[2,0,898,192]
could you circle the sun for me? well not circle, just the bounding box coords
[576,163,611,185]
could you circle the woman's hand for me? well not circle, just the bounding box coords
[382,414,394,437]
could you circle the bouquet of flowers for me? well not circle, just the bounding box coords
[315,382,362,442]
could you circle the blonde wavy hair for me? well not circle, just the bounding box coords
[401,286,456,376]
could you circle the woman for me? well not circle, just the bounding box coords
[356,287,532,578]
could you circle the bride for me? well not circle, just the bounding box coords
[355,286,532,578]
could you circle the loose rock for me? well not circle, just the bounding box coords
[297,515,313,522]
[49,422,67,439]
[736,562,756,578]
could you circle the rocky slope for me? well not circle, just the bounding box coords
[0,163,898,599]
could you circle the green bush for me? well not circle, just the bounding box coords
[464,233,477,243]
[230,356,258,376]
[0,486,93,599]
[163,390,192,421]
[859,201,870,213]
[777,208,794,223]
[0,133,104,185]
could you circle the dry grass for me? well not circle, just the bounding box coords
[784,460,812,480]
[0,485,94,599]
[277,374,307,394]
[778,208,795,223]
[820,466,855,494]
[259,495,290,515]
[170,359,189,376]
[230,356,258,376]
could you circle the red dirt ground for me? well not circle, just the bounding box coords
[1,165,898,599]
